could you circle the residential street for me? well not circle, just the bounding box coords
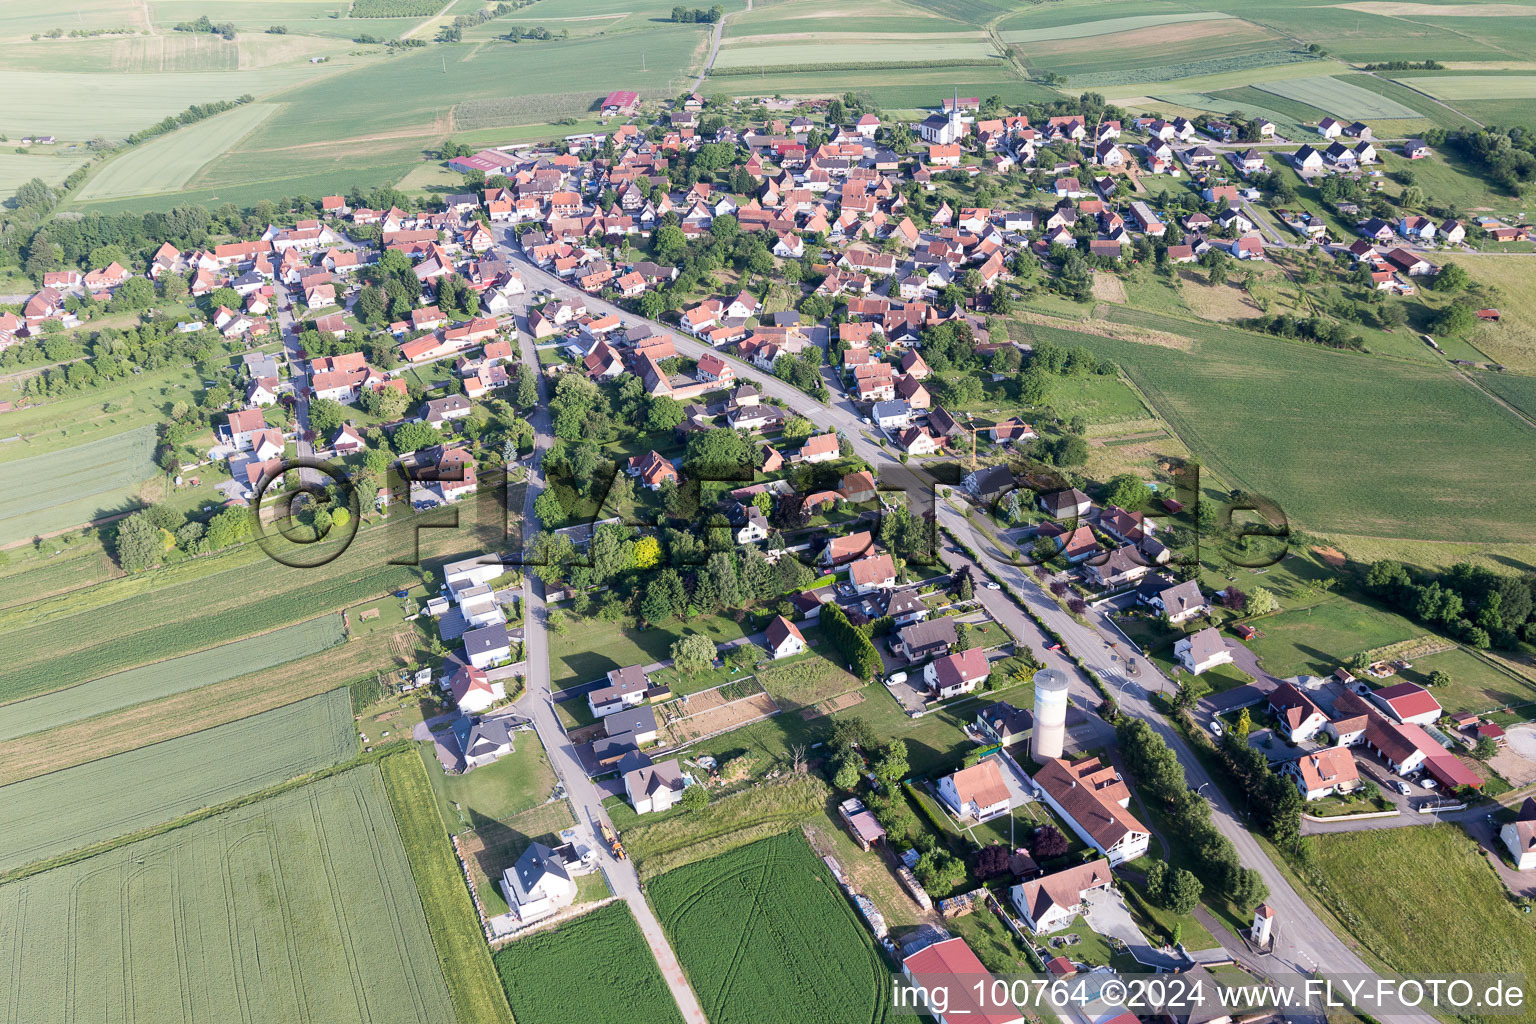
[490,230,1434,1021]
[508,317,708,1024]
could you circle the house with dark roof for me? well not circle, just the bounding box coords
[975,701,1032,747]
[1268,681,1328,741]
[589,664,650,717]
[894,617,957,663]
[500,841,577,922]
[625,758,686,814]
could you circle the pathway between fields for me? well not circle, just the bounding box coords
[689,0,750,93]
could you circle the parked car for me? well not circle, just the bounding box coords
[1422,777,1438,790]
[1395,781,1411,795]
[1209,719,1224,737]
[985,582,1001,590]
[886,672,908,686]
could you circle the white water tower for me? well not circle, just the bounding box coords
[1031,668,1070,764]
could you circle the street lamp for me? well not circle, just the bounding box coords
[1197,781,1211,799]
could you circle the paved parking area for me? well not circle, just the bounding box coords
[1081,887,1181,970]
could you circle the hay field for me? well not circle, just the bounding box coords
[1255,74,1422,117]
[75,102,277,200]
[0,613,345,741]
[1454,255,1536,373]
[0,425,159,547]
[0,688,355,872]
[0,765,455,1024]
[0,152,90,201]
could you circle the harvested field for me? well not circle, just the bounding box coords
[650,832,895,1024]
[663,691,780,746]
[1018,311,1192,351]
[0,613,345,741]
[1175,270,1263,320]
[0,766,454,1024]
[0,688,355,873]
[1091,273,1128,303]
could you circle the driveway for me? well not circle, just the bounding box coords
[1081,886,1182,970]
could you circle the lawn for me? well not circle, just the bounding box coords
[1302,825,1536,982]
[0,688,355,874]
[1243,597,1422,678]
[1448,256,1536,374]
[74,101,278,201]
[0,765,454,1023]
[493,903,684,1024]
[1039,322,1536,543]
[649,831,896,1024]
[417,730,558,833]
[0,612,345,741]
[0,424,160,546]
[1394,647,1536,716]
[1043,371,1153,426]
[548,611,750,691]
[381,749,515,1024]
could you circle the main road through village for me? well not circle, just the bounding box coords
[489,226,1417,1023]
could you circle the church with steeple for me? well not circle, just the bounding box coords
[918,89,968,145]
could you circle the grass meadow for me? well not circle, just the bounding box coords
[74,102,278,201]
[382,750,516,1024]
[649,832,895,1024]
[0,765,455,1023]
[0,151,91,201]
[0,514,477,703]
[0,688,354,873]
[0,424,160,546]
[1302,826,1536,989]
[493,903,684,1024]
[0,613,345,741]
[1038,321,1536,543]
[712,37,998,71]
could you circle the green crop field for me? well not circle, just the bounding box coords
[1478,372,1536,420]
[0,152,91,201]
[493,903,684,1024]
[1023,20,1285,80]
[0,613,345,741]
[382,750,516,1024]
[0,516,476,704]
[1069,49,1319,89]
[708,67,1055,108]
[0,424,160,547]
[0,765,455,1023]
[713,37,997,71]
[1002,11,1232,43]
[650,832,895,1024]
[1399,73,1536,100]
[0,688,355,872]
[1032,320,1536,543]
[0,66,330,138]
[1254,74,1422,118]
[74,102,278,201]
[350,0,442,15]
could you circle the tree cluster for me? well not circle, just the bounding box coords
[1365,559,1535,649]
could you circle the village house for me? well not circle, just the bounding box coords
[924,647,989,698]
[1268,681,1329,742]
[500,841,577,923]
[764,615,807,660]
[1501,798,1536,870]
[938,757,1011,821]
[1285,746,1360,801]
[1010,860,1113,933]
[625,758,686,814]
[901,937,1024,1024]
[1168,623,1233,673]
[1370,682,1442,725]
[1031,756,1150,865]
[589,664,650,718]
[894,617,957,663]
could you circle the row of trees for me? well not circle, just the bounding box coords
[1364,559,1536,649]
[1116,718,1269,909]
